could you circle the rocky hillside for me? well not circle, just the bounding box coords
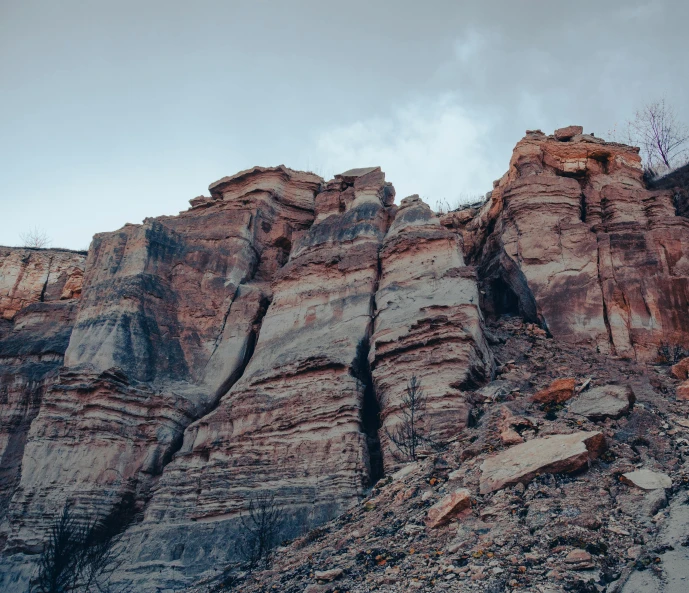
[1,127,689,593]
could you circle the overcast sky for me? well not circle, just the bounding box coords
[1,0,688,250]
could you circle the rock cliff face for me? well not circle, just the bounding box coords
[0,248,85,520]
[1,130,689,592]
[458,129,689,361]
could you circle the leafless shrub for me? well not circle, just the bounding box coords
[657,341,689,365]
[31,497,134,593]
[235,492,284,570]
[19,227,52,249]
[435,193,484,215]
[383,376,446,462]
[611,99,689,176]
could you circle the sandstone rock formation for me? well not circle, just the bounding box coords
[0,167,324,586]
[371,195,493,468]
[2,127,689,592]
[0,248,85,518]
[461,128,689,361]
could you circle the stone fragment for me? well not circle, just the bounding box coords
[554,125,583,141]
[531,378,576,405]
[564,549,592,564]
[621,469,672,490]
[677,380,689,400]
[479,431,606,494]
[314,569,343,582]
[671,357,689,380]
[568,384,635,420]
[425,488,472,528]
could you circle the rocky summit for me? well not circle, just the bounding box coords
[1,128,689,593]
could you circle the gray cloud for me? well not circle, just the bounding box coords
[1,0,687,248]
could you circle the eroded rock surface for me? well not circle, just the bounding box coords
[467,129,689,361]
[568,383,635,420]
[3,128,689,592]
[0,248,85,518]
[371,195,493,468]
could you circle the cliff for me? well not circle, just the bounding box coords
[1,129,689,593]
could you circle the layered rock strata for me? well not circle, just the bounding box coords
[0,167,322,586]
[370,195,493,468]
[0,248,85,519]
[3,127,688,592]
[460,128,689,360]
[113,167,397,588]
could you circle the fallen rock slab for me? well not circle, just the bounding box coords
[425,488,472,528]
[568,384,635,420]
[314,569,343,582]
[531,378,576,405]
[621,469,672,490]
[479,431,605,494]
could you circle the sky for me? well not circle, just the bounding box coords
[1,0,688,250]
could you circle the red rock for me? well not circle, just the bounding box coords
[671,357,689,380]
[677,380,689,400]
[564,549,592,564]
[467,129,689,362]
[531,378,576,404]
[479,431,606,494]
[554,125,584,141]
[425,488,472,528]
[0,247,84,320]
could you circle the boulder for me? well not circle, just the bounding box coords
[314,569,343,582]
[564,549,592,564]
[677,380,689,400]
[621,469,672,490]
[670,357,689,380]
[554,125,584,141]
[531,378,576,405]
[568,384,635,420]
[425,488,472,528]
[479,431,606,494]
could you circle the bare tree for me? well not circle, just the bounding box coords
[615,99,689,175]
[236,492,284,570]
[20,227,52,249]
[384,376,443,462]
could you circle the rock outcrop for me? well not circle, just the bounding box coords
[1,167,323,585]
[463,128,689,361]
[0,248,85,518]
[2,127,689,592]
[371,195,493,468]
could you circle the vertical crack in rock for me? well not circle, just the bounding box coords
[38,256,53,302]
[351,335,383,486]
[596,239,616,354]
